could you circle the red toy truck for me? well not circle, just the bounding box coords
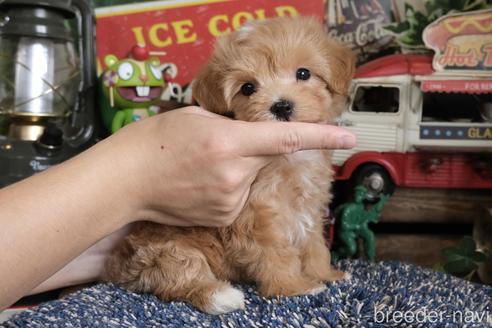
[333,9,492,200]
[333,53,492,200]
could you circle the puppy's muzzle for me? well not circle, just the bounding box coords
[270,99,294,121]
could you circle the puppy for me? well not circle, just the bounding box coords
[104,16,355,315]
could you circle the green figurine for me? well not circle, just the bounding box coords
[100,44,176,134]
[334,185,389,261]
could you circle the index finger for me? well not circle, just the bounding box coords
[234,121,356,157]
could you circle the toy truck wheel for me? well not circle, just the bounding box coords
[352,164,395,201]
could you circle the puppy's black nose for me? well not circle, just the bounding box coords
[270,99,294,121]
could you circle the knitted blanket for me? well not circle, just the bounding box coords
[4,260,492,327]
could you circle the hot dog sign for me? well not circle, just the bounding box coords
[423,9,492,73]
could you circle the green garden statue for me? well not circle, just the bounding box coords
[334,185,389,261]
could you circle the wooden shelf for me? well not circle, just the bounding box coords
[380,187,492,223]
[369,187,492,267]
[376,234,461,267]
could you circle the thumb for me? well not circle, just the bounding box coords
[235,121,356,157]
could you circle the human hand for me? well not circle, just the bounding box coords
[112,106,356,227]
[27,105,355,296]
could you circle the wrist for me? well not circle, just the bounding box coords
[81,135,143,229]
[41,132,143,234]
[106,116,188,226]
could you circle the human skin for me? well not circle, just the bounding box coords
[0,106,355,309]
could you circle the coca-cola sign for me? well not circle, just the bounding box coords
[326,0,394,64]
[328,17,391,48]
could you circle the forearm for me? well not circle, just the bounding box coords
[0,137,137,309]
[0,107,356,309]
[29,224,134,295]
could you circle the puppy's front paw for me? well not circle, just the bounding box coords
[307,284,327,295]
[204,286,245,315]
[259,277,326,298]
[321,269,349,282]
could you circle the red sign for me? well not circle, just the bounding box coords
[421,79,492,93]
[423,9,492,73]
[95,0,325,103]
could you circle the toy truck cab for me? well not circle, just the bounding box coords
[333,54,492,200]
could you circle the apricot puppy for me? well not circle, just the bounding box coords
[105,16,355,315]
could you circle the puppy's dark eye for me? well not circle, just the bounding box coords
[240,82,256,96]
[296,68,310,81]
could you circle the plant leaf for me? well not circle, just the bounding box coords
[460,236,477,256]
[404,2,416,14]
[384,22,410,34]
[463,270,476,281]
[443,247,463,261]
[433,263,446,272]
[444,259,477,274]
[470,251,487,263]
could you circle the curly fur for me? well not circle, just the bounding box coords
[104,16,355,315]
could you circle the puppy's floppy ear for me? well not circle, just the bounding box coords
[322,40,356,96]
[192,57,228,114]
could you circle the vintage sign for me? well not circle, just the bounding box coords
[325,0,395,65]
[421,79,492,94]
[420,125,492,140]
[95,0,325,103]
[423,9,492,73]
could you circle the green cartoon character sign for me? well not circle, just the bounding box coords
[100,45,177,133]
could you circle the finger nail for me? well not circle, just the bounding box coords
[338,134,356,148]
